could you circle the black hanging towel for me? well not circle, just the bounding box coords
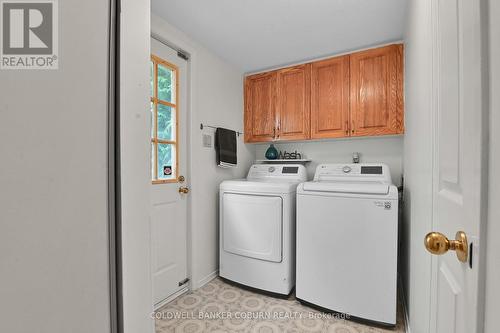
[215,127,237,168]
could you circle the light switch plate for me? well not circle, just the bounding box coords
[202,134,212,148]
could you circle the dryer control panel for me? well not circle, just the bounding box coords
[247,164,307,182]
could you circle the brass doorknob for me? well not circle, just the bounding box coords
[178,175,185,183]
[424,231,468,262]
[178,186,189,194]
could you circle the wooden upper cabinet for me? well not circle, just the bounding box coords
[350,44,404,136]
[243,44,404,143]
[244,71,278,142]
[276,64,311,141]
[311,55,350,139]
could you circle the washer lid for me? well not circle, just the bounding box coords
[301,181,390,195]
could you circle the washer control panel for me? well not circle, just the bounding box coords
[314,164,391,183]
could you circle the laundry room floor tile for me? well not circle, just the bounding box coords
[155,278,406,333]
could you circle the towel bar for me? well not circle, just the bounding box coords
[200,123,243,137]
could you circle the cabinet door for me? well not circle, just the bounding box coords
[350,44,404,136]
[311,55,350,139]
[244,72,278,142]
[276,64,311,141]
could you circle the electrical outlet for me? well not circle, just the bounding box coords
[202,134,212,148]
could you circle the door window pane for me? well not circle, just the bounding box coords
[157,143,175,180]
[157,64,174,103]
[157,104,175,141]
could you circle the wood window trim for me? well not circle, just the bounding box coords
[151,54,180,184]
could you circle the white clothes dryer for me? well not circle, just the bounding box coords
[219,164,307,295]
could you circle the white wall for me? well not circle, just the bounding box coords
[120,0,154,332]
[151,14,255,289]
[255,136,404,185]
[402,1,434,332]
[485,0,500,331]
[0,1,111,332]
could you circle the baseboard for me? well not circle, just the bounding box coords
[194,270,218,290]
[153,286,189,311]
[398,276,411,333]
[154,271,219,309]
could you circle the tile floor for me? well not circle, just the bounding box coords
[155,277,406,333]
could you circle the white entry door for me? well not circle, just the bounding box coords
[150,37,189,306]
[426,0,486,332]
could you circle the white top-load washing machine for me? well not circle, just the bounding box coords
[296,163,398,326]
[219,164,307,295]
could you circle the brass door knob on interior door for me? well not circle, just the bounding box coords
[178,186,190,194]
[424,231,468,263]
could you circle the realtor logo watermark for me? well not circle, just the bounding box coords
[1,0,58,69]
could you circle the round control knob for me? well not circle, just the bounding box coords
[268,166,276,173]
[342,166,352,173]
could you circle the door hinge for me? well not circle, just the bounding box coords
[178,278,190,286]
[177,50,189,61]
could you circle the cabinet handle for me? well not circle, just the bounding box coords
[345,121,348,135]
[273,127,276,139]
[276,126,280,139]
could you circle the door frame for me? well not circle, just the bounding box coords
[108,0,118,332]
[484,0,500,331]
[427,0,490,332]
[151,24,195,295]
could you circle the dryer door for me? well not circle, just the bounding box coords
[222,193,283,262]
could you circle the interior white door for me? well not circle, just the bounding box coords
[428,0,485,332]
[150,37,189,306]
